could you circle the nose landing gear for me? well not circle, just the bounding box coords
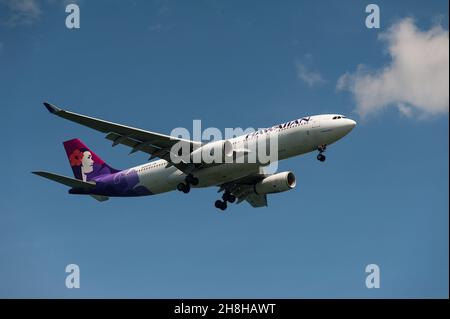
[317,144,326,162]
[177,174,199,194]
[214,191,236,211]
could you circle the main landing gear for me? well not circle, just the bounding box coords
[177,174,199,194]
[214,191,236,211]
[317,144,326,162]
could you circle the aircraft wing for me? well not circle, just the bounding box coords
[218,173,268,208]
[43,102,201,172]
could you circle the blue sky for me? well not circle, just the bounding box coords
[0,0,448,298]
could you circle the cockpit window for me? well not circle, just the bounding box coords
[332,116,343,120]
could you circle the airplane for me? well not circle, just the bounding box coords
[33,102,356,210]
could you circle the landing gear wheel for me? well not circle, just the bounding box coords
[185,174,199,186]
[215,200,227,211]
[177,183,190,193]
[191,177,199,186]
[316,144,327,162]
[177,183,185,192]
[318,144,327,153]
[216,193,233,211]
[222,192,236,203]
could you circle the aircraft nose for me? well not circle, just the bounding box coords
[342,118,356,134]
[348,119,357,129]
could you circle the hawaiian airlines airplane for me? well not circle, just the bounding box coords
[33,102,356,210]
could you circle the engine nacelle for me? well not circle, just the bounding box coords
[190,140,233,164]
[254,171,296,195]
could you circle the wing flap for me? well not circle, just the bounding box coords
[105,132,163,154]
[104,132,193,171]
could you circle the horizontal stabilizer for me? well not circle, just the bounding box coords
[32,171,96,189]
[90,195,109,202]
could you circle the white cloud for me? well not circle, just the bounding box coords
[296,61,326,87]
[397,103,414,118]
[0,0,41,26]
[337,18,449,118]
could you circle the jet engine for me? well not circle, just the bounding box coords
[254,171,296,195]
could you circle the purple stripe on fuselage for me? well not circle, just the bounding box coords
[89,168,152,197]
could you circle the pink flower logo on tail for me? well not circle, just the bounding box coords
[69,149,83,167]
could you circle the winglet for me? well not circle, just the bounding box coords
[43,102,62,114]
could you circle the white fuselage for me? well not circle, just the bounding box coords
[128,114,356,195]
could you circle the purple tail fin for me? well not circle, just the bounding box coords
[63,138,120,181]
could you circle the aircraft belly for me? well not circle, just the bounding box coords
[138,166,181,194]
[138,163,260,193]
[195,163,260,187]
